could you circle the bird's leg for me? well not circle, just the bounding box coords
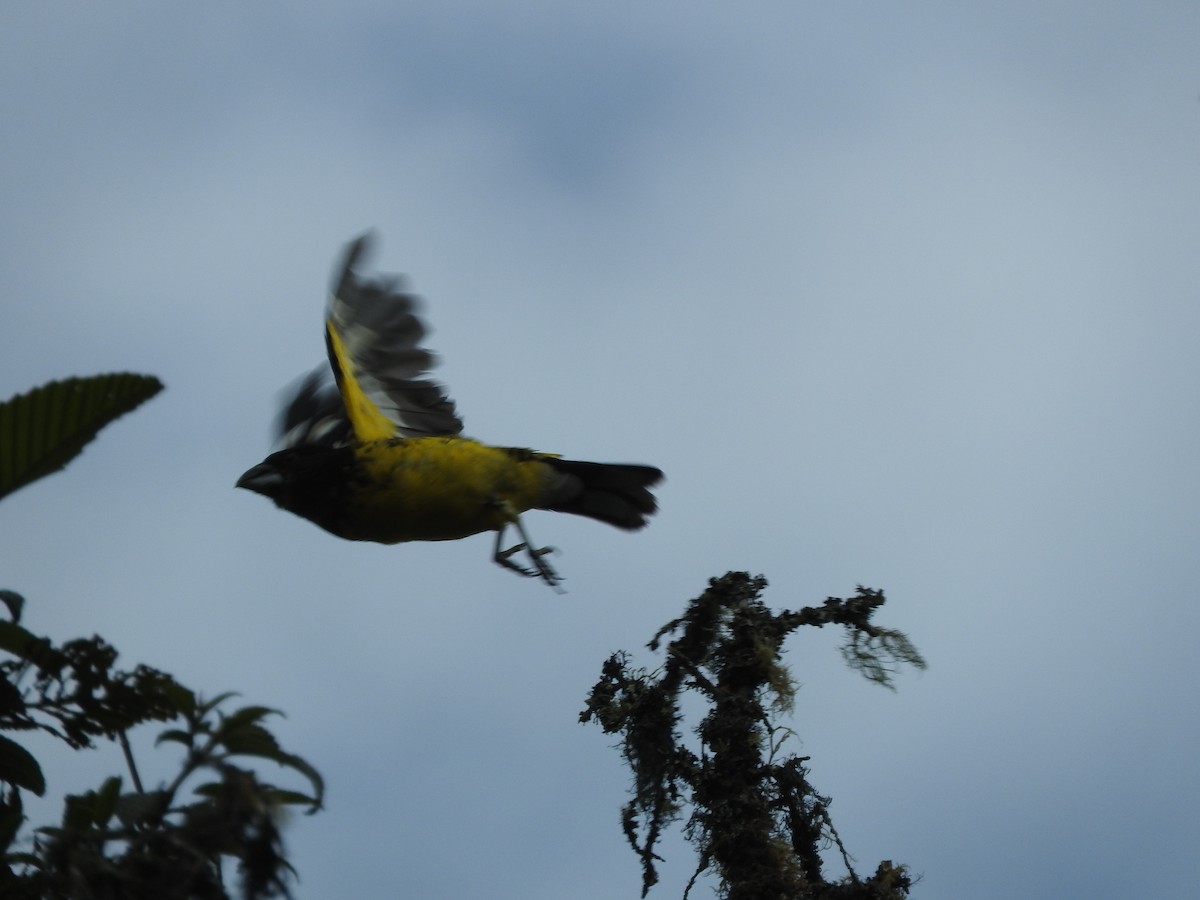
[492,511,563,592]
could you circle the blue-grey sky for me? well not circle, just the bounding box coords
[3,3,1198,897]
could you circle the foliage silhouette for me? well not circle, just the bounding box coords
[0,601,323,899]
[582,572,924,900]
[1,374,321,898]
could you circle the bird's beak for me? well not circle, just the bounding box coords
[236,463,283,495]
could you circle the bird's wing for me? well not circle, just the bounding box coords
[321,234,463,442]
[273,368,352,450]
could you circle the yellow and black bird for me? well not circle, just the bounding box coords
[237,235,663,588]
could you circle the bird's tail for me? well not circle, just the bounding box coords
[538,458,663,530]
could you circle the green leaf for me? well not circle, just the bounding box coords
[160,680,197,715]
[267,750,324,812]
[263,788,321,809]
[217,724,324,811]
[218,723,282,756]
[93,776,122,826]
[61,794,92,830]
[218,705,280,732]
[0,735,45,796]
[196,691,241,717]
[0,590,23,623]
[0,673,26,717]
[0,621,38,658]
[0,373,163,502]
[190,781,223,801]
[155,728,194,748]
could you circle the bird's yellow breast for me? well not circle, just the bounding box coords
[343,436,550,543]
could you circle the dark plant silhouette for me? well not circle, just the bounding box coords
[0,593,322,899]
[582,572,924,899]
[1,374,322,899]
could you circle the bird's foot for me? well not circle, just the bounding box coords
[495,540,563,591]
[492,514,564,592]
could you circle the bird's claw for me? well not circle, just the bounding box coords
[495,540,563,590]
[490,503,566,592]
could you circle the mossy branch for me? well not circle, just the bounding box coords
[582,572,922,899]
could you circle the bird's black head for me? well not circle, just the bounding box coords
[237,445,358,537]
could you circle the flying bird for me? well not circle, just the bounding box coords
[237,234,663,589]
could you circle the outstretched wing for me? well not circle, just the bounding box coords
[277,234,463,449]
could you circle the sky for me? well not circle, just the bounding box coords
[2,2,1198,897]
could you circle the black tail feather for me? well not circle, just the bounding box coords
[539,459,663,530]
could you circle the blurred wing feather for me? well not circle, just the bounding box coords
[324,234,463,441]
[274,369,351,450]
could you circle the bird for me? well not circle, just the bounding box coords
[237,234,663,589]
